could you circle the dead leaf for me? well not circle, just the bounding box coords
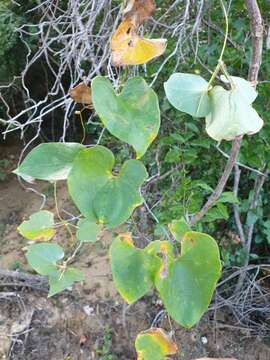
[69,82,92,106]
[123,0,156,26]
[79,334,87,347]
[111,19,166,66]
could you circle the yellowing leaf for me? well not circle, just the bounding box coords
[123,0,156,26]
[135,328,178,360]
[18,210,55,241]
[69,82,92,107]
[111,20,166,66]
[110,234,162,304]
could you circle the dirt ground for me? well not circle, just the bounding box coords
[1,142,270,360]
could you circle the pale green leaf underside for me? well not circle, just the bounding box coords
[164,73,211,117]
[14,143,84,181]
[155,231,221,328]
[18,210,55,241]
[220,75,257,104]
[206,86,263,141]
[92,76,160,158]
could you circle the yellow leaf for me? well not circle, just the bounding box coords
[111,20,166,66]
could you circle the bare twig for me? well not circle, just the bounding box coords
[190,137,242,226]
[233,165,246,246]
[0,269,48,292]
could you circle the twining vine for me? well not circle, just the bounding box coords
[10,0,264,358]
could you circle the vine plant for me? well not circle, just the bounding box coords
[13,1,264,358]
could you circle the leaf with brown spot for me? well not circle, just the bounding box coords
[123,0,156,26]
[69,82,92,107]
[111,19,166,66]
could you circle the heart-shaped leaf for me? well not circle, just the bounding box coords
[92,76,160,158]
[110,234,161,304]
[111,20,167,67]
[68,146,148,228]
[18,210,55,241]
[93,159,147,228]
[135,328,178,360]
[26,243,84,296]
[26,243,64,276]
[48,267,84,297]
[155,231,221,328]
[206,86,263,141]
[14,143,84,181]
[164,73,211,117]
[68,146,114,221]
[76,218,103,243]
[220,75,257,104]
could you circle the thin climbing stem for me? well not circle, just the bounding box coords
[53,181,75,243]
[207,0,229,89]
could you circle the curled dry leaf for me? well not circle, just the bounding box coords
[123,0,156,26]
[69,82,92,107]
[111,19,166,66]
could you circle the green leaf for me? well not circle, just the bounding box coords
[13,143,84,181]
[92,76,160,158]
[155,231,221,328]
[217,191,239,204]
[68,146,148,228]
[164,73,211,117]
[48,267,84,297]
[206,86,263,141]
[26,243,64,276]
[135,328,178,360]
[110,234,161,304]
[76,218,103,243]
[203,203,229,222]
[68,146,114,220]
[220,75,257,104]
[93,160,148,228]
[18,210,55,241]
[26,243,84,296]
[169,218,191,242]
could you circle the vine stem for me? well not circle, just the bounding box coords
[190,0,263,226]
[54,181,75,243]
[207,0,229,90]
